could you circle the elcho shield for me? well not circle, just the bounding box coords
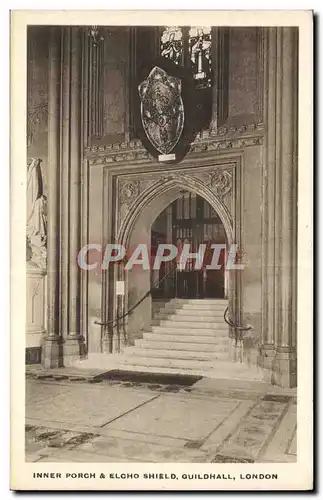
[138,66,184,156]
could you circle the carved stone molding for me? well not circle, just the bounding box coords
[208,170,232,197]
[115,163,236,243]
[119,180,141,206]
[159,173,186,184]
[158,169,233,199]
[85,125,264,165]
[117,177,159,225]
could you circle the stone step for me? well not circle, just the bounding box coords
[171,299,227,305]
[180,304,227,311]
[120,297,231,374]
[143,332,228,344]
[124,347,228,361]
[158,305,183,314]
[135,340,228,352]
[161,303,227,313]
[114,361,263,381]
[156,320,228,330]
[171,297,227,303]
[115,362,204,376]
[151,319,227,329]
[73,354,263,381]
[151,328,228,338]
[152,300,171,309]
[174,310,226,318]
[119,355,219,371]
[154,312,226,322]
[163,316,226,325]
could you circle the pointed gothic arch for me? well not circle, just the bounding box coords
[118,174,234,248]
[108,173,240,349]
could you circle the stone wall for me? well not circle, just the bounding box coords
[27,27,49,188]
[28,27,298,388]
[228,28,258,124]
[26,27,49,362]
[102,27,130,138]
[241,145,263,367]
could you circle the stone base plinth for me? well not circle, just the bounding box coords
[63,336,86,366]
[272,348,297,388]
[102,331,124,354]
[102,335,112,354]
[26,264,46,342]
[88,316,102,354]
[41,337,63,368]
[228,337,243,362]
[258,344,276,383]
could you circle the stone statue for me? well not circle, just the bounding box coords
[26,158,47,268]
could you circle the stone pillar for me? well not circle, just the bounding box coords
[164,205,173,296]
[272,28,298,387]
[60,28,71,339]
[210,28,229,132]
[259,28,277,380]
[64,27,85,365]
[125,27,136,141]
[260,28,298,387]
[42,27,62,368]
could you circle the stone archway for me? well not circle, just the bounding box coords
[112,173,239,348]
[119,174,234,248]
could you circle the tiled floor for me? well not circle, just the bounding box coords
[25,374,297,463]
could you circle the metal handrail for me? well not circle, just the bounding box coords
[94,266,176,327]
[223,306,252,331]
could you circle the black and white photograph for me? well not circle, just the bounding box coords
[10,9,313,491]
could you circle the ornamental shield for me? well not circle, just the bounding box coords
[138,66,184,156]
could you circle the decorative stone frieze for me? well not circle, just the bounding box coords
[85,124,264,165]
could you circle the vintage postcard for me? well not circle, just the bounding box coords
[10,10,313,491]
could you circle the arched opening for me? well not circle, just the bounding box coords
[115,176,236,348]
[150,191,228,302]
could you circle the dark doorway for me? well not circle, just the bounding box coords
[151,192,227,299]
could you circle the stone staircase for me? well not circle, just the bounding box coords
[121,298,230,372]
[74,298,263,381]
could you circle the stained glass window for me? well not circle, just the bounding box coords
[160,26,212,89]
[189,26,212,88]
[160,27,183,65]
